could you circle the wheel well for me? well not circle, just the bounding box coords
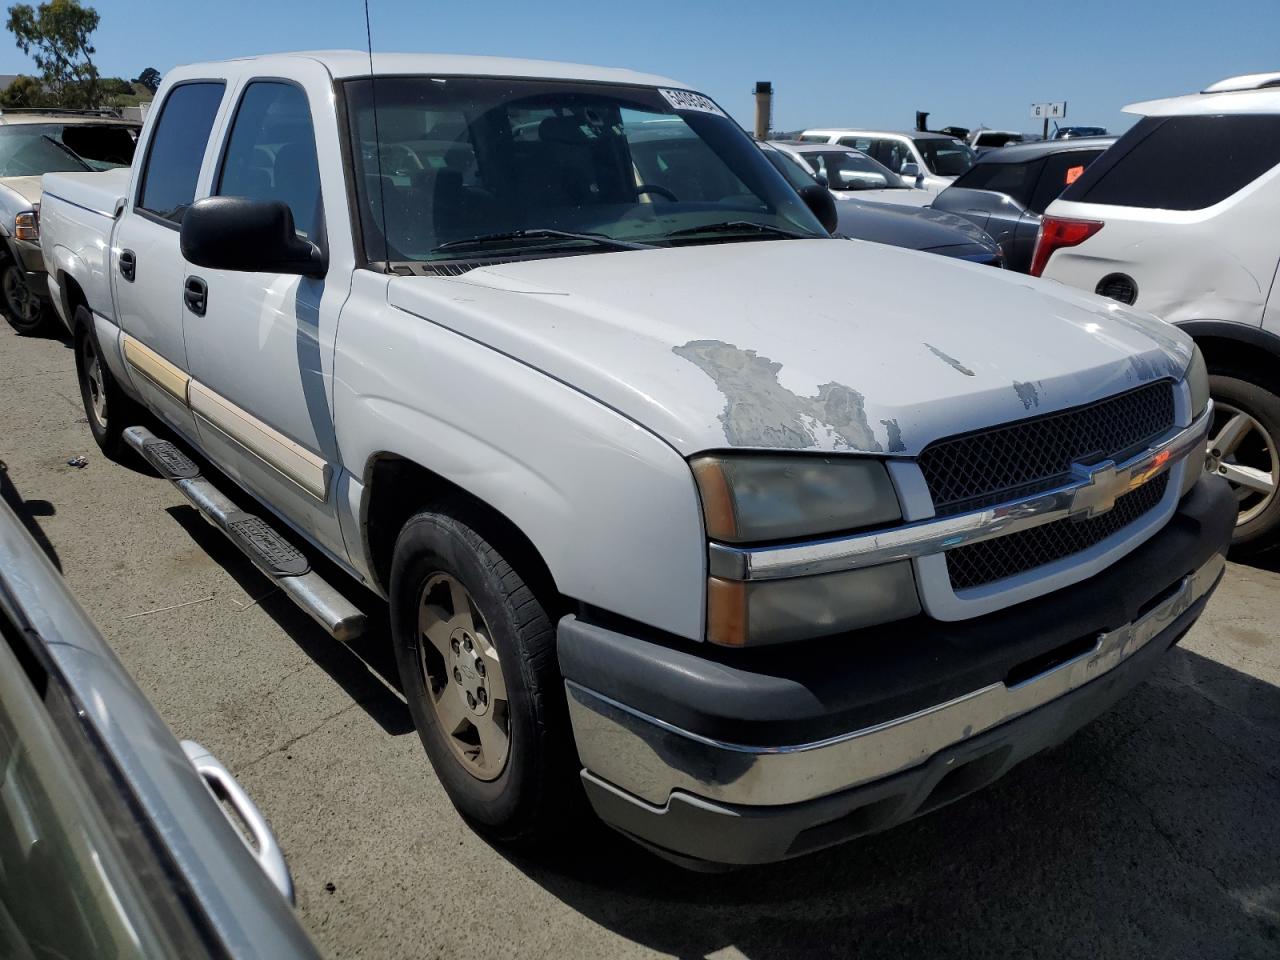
[59,272,89,331]
[1192,333,1280,390]
[362,455,565,611]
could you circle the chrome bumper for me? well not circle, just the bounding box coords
[566,551,1224,809]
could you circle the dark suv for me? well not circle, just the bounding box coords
[932,137,1115,272]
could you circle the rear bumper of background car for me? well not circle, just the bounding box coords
[558,476,1234,866]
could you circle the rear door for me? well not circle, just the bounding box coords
[113,81,226,437]
[178,71,347,556]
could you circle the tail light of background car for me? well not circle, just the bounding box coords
[1029,216,1103,277]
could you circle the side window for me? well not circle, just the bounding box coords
[1064,115,1280,211]
[216,81,322,239]
[836,136,873,152]
[870,138,909,172]
[136,82,225,223]
[1028,150,1104,214]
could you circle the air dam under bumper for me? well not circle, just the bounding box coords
[559,476,1234,866]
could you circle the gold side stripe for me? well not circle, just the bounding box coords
[188,380,329,501]
[122,334,190,402]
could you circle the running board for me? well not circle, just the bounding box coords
[123,426,366,642]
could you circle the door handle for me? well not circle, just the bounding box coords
[184,276,207,316]
[119,248,136,282]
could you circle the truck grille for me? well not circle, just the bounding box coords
[946,473,1168,590]
[918,380,1176,516]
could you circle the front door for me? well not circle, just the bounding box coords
[114,81,227,438]
[179,79,344,555]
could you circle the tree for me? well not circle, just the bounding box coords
[132,66,159,93]
[0,73,46,107]
[6,0,101,108]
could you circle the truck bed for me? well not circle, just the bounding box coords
[40,169,129,326]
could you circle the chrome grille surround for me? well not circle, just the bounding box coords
[918,380,1176,517]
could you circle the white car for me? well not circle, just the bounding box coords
[41,51,1230,868]
[768,140,932,208]
[797,128,977,193]
[1037,71,1280,553]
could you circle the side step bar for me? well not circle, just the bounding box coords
[124,425,366,642]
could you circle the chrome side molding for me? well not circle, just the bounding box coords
[710,404,1213,582]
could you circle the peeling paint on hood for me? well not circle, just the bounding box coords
[386,239,1195,457]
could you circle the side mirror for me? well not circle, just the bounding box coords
[180,197,326,277]
[900,162,921,179]
[815,173,829,188]
[798,182,839,234]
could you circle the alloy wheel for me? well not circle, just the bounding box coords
[81,334,108,429]
[3,264,39,326]
[1206,401,1278,526]
[417,572,510,781]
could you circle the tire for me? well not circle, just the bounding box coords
[2,260,47,335]
[73,306,139,460]
[1205,371,1280,556]
[389,502,577,843]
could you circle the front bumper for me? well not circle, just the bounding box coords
[559,476,1234,865]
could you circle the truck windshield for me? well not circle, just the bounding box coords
[0,123,137,176]
[343,77,828,263]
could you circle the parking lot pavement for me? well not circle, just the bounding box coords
[2,319,1277,959]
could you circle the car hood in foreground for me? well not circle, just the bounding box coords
[387,240,1192,456]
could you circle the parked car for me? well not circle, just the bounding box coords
[43,51,1232,868]
[762,142,1003,265]
[1053,125,1109,139]
[767,140,931,207]
[0,475,317,958]
[0,108,139,334]
[932,137,1115,272]
[1035,72,1280,553]
[797,128,977,192]
[968,129,1027,154]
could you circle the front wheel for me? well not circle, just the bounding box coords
[1205,372,1280,556]
[389,503,577,842]
[2,261,46,335]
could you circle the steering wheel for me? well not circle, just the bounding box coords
[635,183,679,202]
[381,143,424,177]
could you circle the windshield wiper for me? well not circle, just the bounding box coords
[433,228,652,254]
[41,134,91,171]
[662,220,812,241]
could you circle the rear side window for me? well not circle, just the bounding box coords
[1028,149,1106,213]
[951,159,1042,208]
[217,81,322,239]
[136,82,225,223]
[1062,115,1280,210]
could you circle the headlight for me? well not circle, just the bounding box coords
[691,454,915,646]
[14,210,37,241]
[1186,344,1209,419]
[690,454,901,544]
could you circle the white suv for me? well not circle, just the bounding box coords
[1037,72,1280,553]
[797,128,976,193]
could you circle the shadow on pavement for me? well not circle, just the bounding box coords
[165,503,413,738]
[0,460,61,570]
[498,648,1280,959]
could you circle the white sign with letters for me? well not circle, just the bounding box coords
[1031,101,1067,119]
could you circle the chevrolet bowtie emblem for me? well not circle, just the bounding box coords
[1069,459,1121,518]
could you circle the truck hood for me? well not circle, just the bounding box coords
[387,239,1193,457]
[0,176,42,205]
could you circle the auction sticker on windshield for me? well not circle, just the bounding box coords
[658,89,727,117]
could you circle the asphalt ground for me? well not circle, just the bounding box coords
[2,319,1277,959]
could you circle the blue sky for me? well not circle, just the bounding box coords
[1,0,1276,134]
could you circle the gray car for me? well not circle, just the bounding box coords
[761,142,1004,266]
[0,471,318,959]
[931,137,1116,272]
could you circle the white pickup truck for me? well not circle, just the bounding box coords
[40,51,1233,868]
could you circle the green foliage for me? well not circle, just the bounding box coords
[0,73,46,107]
[133,66,159,93]
[5,0,101,108]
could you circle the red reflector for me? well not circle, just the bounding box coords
[1030,216,1104,278]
